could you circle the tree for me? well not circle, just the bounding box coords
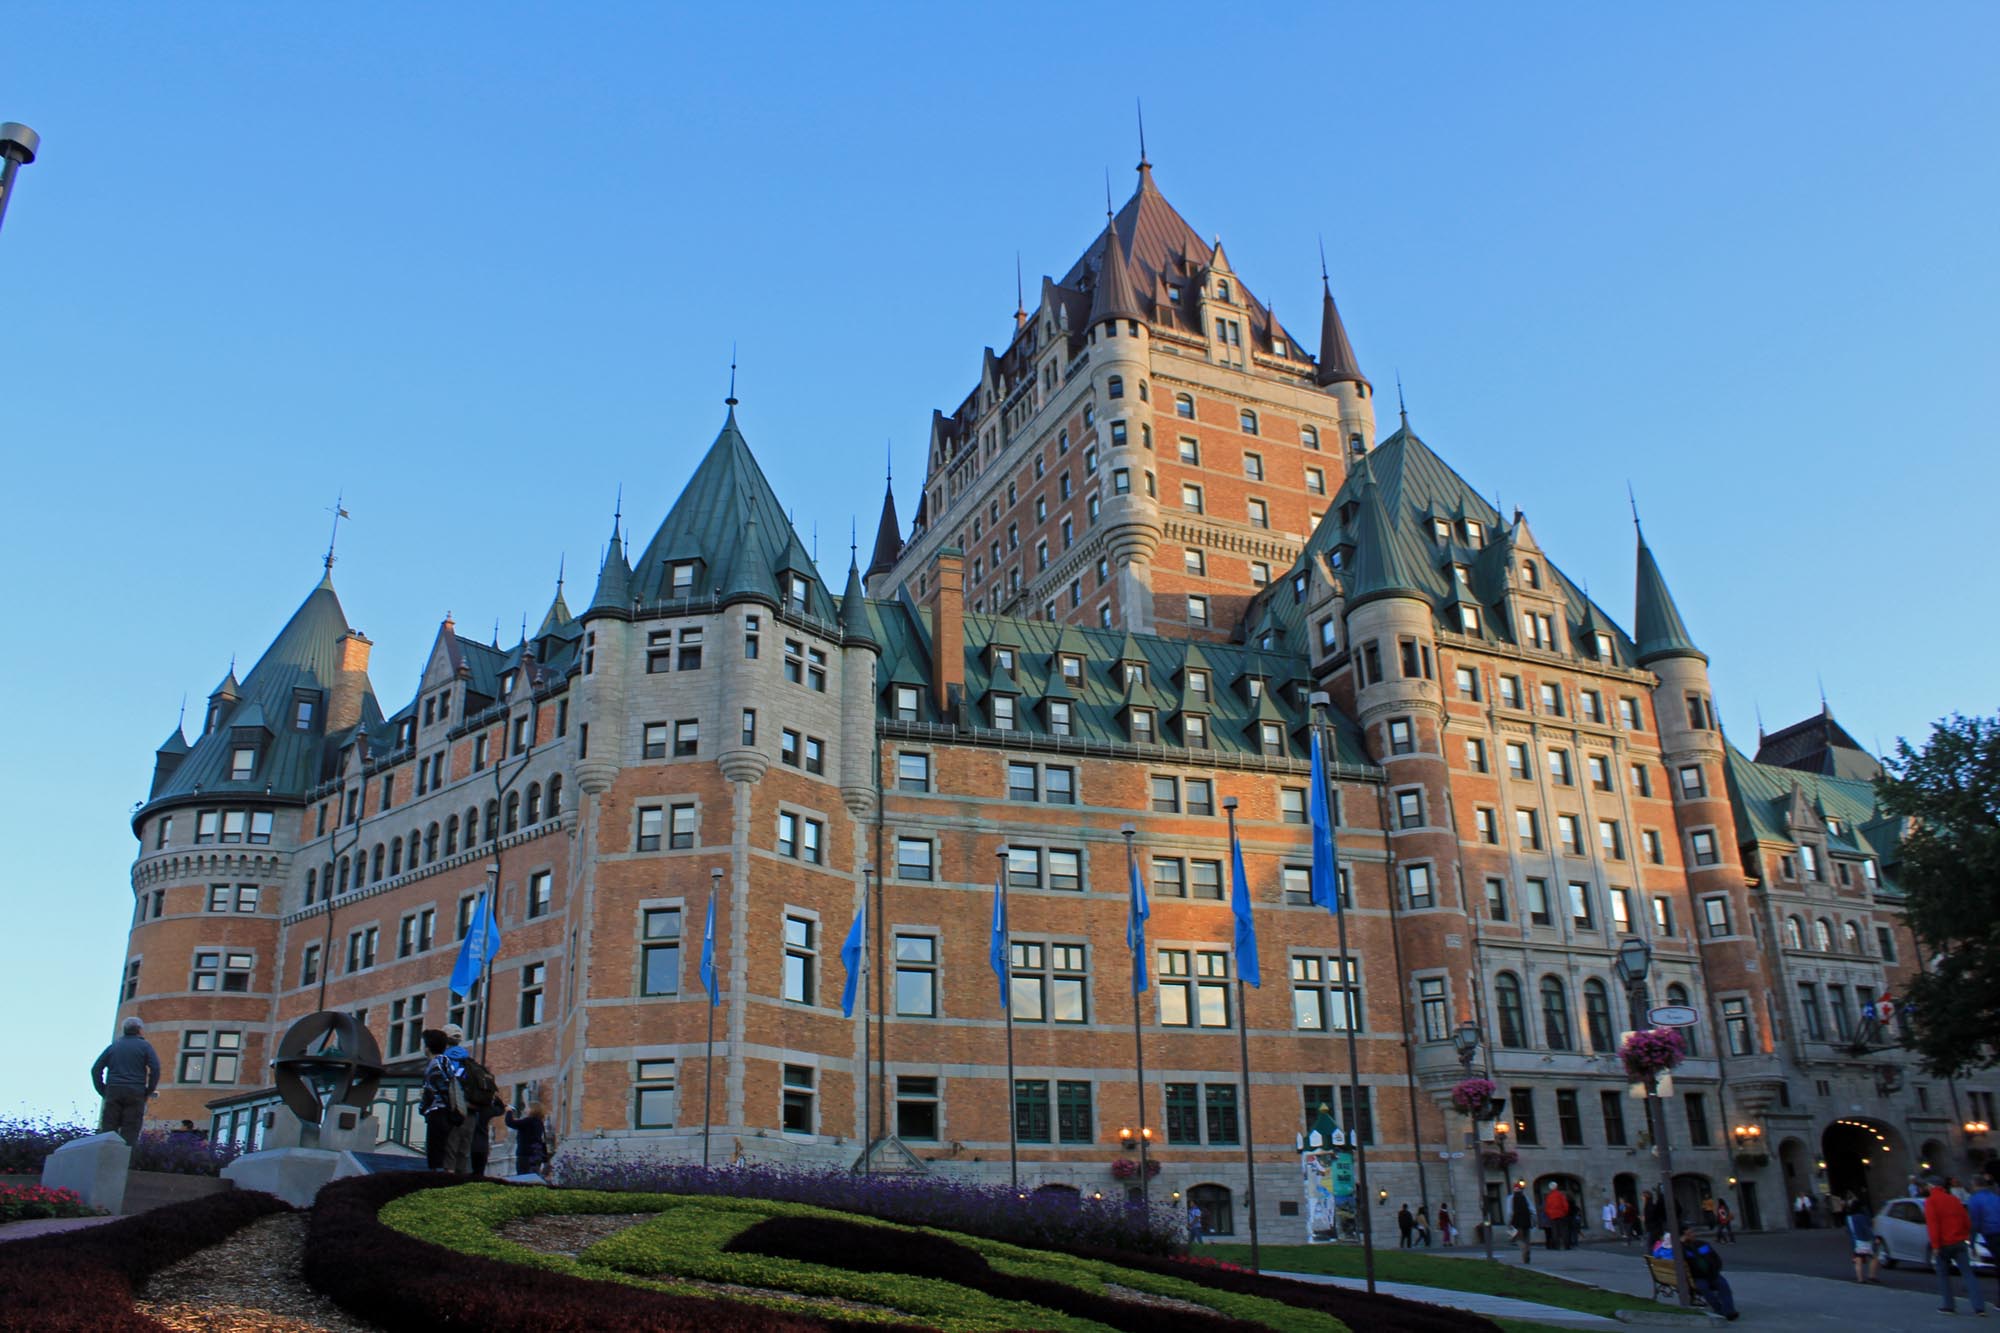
[1875,712,2000,1076]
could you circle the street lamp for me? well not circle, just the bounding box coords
[0,123,38,239]
[1965,1120,1991,1137]
[1613,936,1691,1307]
[1451,1020,1499,1259]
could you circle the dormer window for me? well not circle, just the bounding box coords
[990,695,1016,731]
[783,573,810,614]
[1523,560,1541,589]
[1047,699,1073,735]
[1216,279,1232,303]
[669,562,696,598]
[1122,661,1148,690]
[293,694,315,730]
[1058,654,1082,685]
[1293,574,1308,603]
[1246,677,1264,703]
[1431,518,1452,545]
[1827,816,1845,837]
[1453,564,1471,586]
[230,747,256,781]
[1348,433,1364,456]
[1168,283,1183,304]
[1459,606,1483,634]
[1186,668,1209,699]
[500,670,516,696]
[1272,334,1289,357]
[1594,632,1615,663]
[1258,721,1285,756]
[993,646,1015,672]
[1461,520,1484,548]
[205,701,224,735]
[892,685,921,722]
[1129,707,1156,743]
[1184,714,1208,748]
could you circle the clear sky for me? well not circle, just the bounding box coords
[3,3,1994,1119]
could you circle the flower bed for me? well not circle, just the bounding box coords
[0,1183,101,1223]
[0,1116,239,1178]
[0,1114,93,1174]
[557,1157,1182,1255]
[0,1187,289,1333]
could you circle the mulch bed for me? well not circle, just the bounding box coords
[136,1212,381,1333]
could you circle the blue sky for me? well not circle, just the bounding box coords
[3,4,1994,1118]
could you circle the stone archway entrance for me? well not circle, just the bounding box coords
[1821,1117,1911,1211]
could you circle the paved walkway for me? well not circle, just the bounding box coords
[1273,1270,1629,1327]
[0,1214,121,1243]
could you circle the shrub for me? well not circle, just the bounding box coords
[0,1188,290,1333]
[0,1114,93,1174]
[129,1130,241,1177]
[559,1157,1183,1255]
[305,1174,915,1333]
[0,1184,102,1223]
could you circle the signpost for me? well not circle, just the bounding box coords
[1647,1005,1700,1028]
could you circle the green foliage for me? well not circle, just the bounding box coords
[1877,711,2000,1076]
[385,1184,1343,1333]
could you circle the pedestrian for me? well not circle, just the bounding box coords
[1438,1202,1455,1246]
[1646,1189,1668,1245]
[1398,1203,1416,1248]
[1416,1204,1433,1247]
[504,1101,550,1177]
[1926,1174,1988,1315]
[1602,1194,1619,1242]
[1544,1183,1571,1250]
[168,1118,204,1145]
[1715,1198,1735,1243]
[90,1017,160,1148]
[1968,1173,2000,1307]
[1510,1183,1534,1264]
[1845,1193,1882,1285]
[469,1097,505,1175]
[1793,1191,1814,1230]
[1680,1226,1740,1321]
[1187,1201,1204,1243]
[418,1028,474,1173]
[1621,1197,1641,1243]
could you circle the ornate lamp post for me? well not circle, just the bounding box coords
[1450,1020,1501,1260]
[1615,937,1691,1307]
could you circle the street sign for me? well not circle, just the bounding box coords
[1648,1005,1700,1027]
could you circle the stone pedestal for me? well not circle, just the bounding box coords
[220,1106,382,1206]
[41,1132,130,1214]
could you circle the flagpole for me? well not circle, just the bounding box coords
[1224,799,1262,1273]
[860,865,872,1175]
[1311,694,1375,1295]
[479,862,500,1064]
[1120,827,1151,1206]
[995,848,1018,1191]
[703,867,721,1169]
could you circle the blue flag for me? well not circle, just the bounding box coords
[1309,729,1342,916]
[450,891,501,996]
[839,896,866,1018]
[698,888,719,1007]
[1125,840,1151,994]
[1230,822,1261,988]
[989,869,1010,1010]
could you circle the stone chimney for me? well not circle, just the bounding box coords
[927,547,966,717]
[326,630,374,733]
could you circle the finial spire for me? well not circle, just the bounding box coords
[726,343,738,407]
[1395,372,1408,432]
[1627,481,1641,531]
[850,517,857,559]
[1318,234,1329,288]
[555,552,565,596]
[1136,99,1149,171]
[886,439,893,484]
[614,483,623,531]
[323,492,351,577]
[178,693,186,728]
[1755,699,1766,740]
[1104,167,1113,220]
[1818,673,1828,713]
[1014,251,1026,327]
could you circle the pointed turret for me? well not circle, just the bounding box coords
[839,558,876,648]
[1346,474,1429,610]
[588,512,632,616]
[1087,219,1146,329]
[867,471,903,587]
[1632,527,1706,665]
[1315,280,1368,388]
[536,559,572,638]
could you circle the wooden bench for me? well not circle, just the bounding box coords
[1645,1255,1708,1306]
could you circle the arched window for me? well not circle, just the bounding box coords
[1814,918,1833,953]
[1583,978,1614,1053]
[323,861,334,896]
[337,856,350,892]
[305,867,317,904]
[1141,423,1152,450]
[1349,432,1365,455]
[1137,380,1149,402]
[425,823,439,861]
[1523,561,1541,589]
[1667,983,1699,1055]
[484,801,500,842]
[504,791,521,834]
[547,774,563,817]
[526,783,542,824]
[445,815,459,856]
[465,806,479,846]
[1784,916,1803,949]
[408,828,421,866]
[1496,972,1527,1048]
[1175,393,1194,419]
[1216,278,1232,303]
[1239,408,1259,436]
[1843,921,1862,954]
[1107,375,1124,399]
[1540,976,1572,1051]
[1301,424,1319,450]
[371,844,385,881]
[389,838,402,876]
[1188,1183,1234,1237]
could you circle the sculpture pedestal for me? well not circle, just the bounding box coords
[41,1132,130,1213]
[222,1106,381,1206]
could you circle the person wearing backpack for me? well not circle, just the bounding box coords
[418,1028,472,1172]
[439,1022,502,1173]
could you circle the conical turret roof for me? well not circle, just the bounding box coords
[1087,218,1147,328]
[1315,281,1367,388]
[1346,469,1429,608]
[1633,528,1706,665]
[588,514,632,616]
[156,725,190,757]
[839,558,877,647]
[867,475,903,584]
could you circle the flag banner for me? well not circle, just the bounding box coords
[1125,839,1151,993]
[698,888,720,1007]
[1309,729,1341,915]
[1230,822,1262,988]
[989,869,1010,1010]
[449,891,500,996]
[839,897,866,1018]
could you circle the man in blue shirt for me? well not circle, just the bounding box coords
[1680,1226,1739,1320]
[90,1017,160,1147]
[1968,1172,2000,1308]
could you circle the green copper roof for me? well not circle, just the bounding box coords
[838,558,876,647]
[1723,745,1901,895]
[588,515,632,615]
[628,409,836,621]
[1632,528,1705,665]
[1346,467,1429,607]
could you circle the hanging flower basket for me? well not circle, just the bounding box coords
[1109,1157,1160,1180]
[1619,1027,1686,1082]
[1480,1148,1519,1171]
[1450,1077,1498,1117]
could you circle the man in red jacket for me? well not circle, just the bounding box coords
[1926,1175,1988,1315]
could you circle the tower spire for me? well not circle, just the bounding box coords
[1314,246,1368,389]
[1396,372,1408,432]
[322,492,351,581]
[555,552,565,597]
[1628,480,1641,530]
[1014,251,1027,328]
[726,344,738,408]
[1136,99,1150,174]
[1104,167,1113,220]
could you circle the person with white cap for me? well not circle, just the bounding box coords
[91,1017,160,1146]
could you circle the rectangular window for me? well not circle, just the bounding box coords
[1643,829,1665,864]
[1476,807,1498,843]
[1044,766,1075,804]
[1016,1080,1053,1144]
[1610,887,1633,934]
[1336,1085,1375,1145]
[1419,976,1448,1041]
[1010,940,1087,1023]
[896,1075,939,1141]
[1405,863,1435,909]
[1007,762,1038,801]
[781,1064,815,1133]
[1516,809,1541,849]
[1465,737,1488,772]
[389,994,426,1058]
[1506,742,1530,778]
[1599,819,1624,860]
[1684,1091,1712,1147]
[632,1060,677,1128]
[1558,814,1583,854]
[1556,1088,1584,1146]
[1290,954,1363,1031]
[1485,877,1509,921]
[1280,787,1307,823]
[1189,859,1222,900]
[897,837,933,880]
[1539,682,1563,716]
[1526,877,1552,926]
[527,870,553,918]
[1547,748,1572,785]
[1653,895,1676,935]
[896,751,930,792]
[673,719,698,757]
[1703,895,1731,938]
[641,907,681,996]
[1396,789,1423,829]
[518,961,546,1027]
[1723,997,1752,1055]
[1388,717,1414,754]
[643,722,669,760]
[1511,1087,1539,1145]
[1056,1080,1093,1144]
[1600,1090,1628,1146]
[782,915,816,1004]
[1690,830,1719,866]
[647,630,673,673]
[636,806,664,852]
[1568,881,1595,929]
[894,934,937,1016]
[1205,1084,1241,1145]
[1678,764,1706,797]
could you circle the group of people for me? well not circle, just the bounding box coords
[1396,1203,1456,1247]
[418,1023,549,1177]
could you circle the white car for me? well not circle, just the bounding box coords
[1870,1198,1995,1270]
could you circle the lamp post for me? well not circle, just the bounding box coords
[1453,1019,1499,1260]
[0,123,38,239]
[1615,937,1691,1307]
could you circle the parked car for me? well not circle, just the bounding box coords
[1871,1198,1996,1270]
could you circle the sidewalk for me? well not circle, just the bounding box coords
[1428,1241,1971,1328]
[1272,1269,1627,1328]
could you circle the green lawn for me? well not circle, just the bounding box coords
[1202,1243,1676,1321]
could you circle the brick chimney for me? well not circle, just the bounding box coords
[927,547,965,716]
[326,630,374,732]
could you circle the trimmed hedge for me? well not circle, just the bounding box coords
[305,1174,923,1333]
[0,1188,291,1333]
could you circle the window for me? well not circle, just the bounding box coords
[1610,887,1633,934]
[1496,973,1527,1047]
[1538,682,1564,715]
[1183,714,1209,748]
[1190,859,1222,900]
[1784,916,1805,949]
[1642,829,1664,864]
[299,945,319,986]
[1540,976,1573,1050]
[1524,612,1555,650]
[781,729,801,767]
[1159,949,1232,1028]
[1690,830,1719,866]
[742,709,758,746]
[1396,789,1423,829]
[1548,748,1573,785]
[1510,1088,1538,1145]
[1678,764,1706,797]
[1599,819,1624,860]
[1652,895,1676,936]
[1187,595,1210,627]
[1702,895,1731,938]
[518,961,546,1027]
[1723,997,1752,1055]
[1047,700,1073,736]
[230,747,255,780]
[1498,674,1523,708]
[1246,498,1269,529]
[1183,547,1206,576]
[1568,881,1595,930]
[1506,742,1529,778]
[1291,954,1363,1031]
[1584,978,1614,1051]
[1557,1089,1584,1146]
[1239,409,1259,435]
[1515,809,1541,849]
[1455,665,1480,700]
[1485,877,1509,921]
[1876,925,1897,962]
[643,722,670,760]
[1525,877,1552,925]
[895,837,933,881]
[1601,1090,1629,1146]
[672,719,698,757]
[893,1075,940,1141]
[776,1064,816,1133]
[1388,717,1414,755]
[1419,977,1449,1041]
[893,685,921,722]
[636,806,664,852]
[1009,941,1087,1023]
[1175,393,1194,419]
[783,915,816,1005]
[1475,807,1498,844]
[388,994,426,1058]
[191,950,254,992]
[1405,863,1435,909]
[1181,482,1203,513]
[177,1030,242,1085]
[1581,690,1605,724]
[1684,1091,1712,1147]
[345,927,378,974]
[894,934,937,1016]
[641,907,681,996]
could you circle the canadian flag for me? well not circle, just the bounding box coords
[1874,997,1896,1022]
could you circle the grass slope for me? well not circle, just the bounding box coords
[1201,1243,1674,1319]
